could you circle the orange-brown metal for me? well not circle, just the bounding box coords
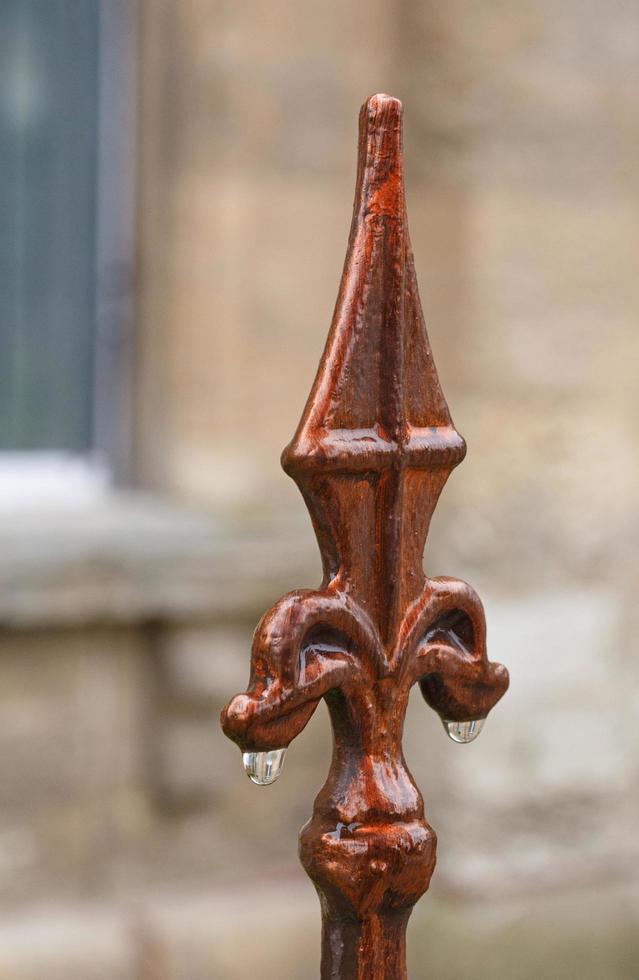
[221,94,508,979]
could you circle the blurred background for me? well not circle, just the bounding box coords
[1,1,638,977]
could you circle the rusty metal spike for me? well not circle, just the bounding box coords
[284,94,460,465]
[221,94,508,980]
[283,93,465,652]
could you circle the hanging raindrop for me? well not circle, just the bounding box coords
[242,748,287,785]
[443,719,484,743]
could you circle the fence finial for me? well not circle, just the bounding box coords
[222,94,508,979]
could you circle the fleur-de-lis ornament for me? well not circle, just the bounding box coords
[221,94,508,980]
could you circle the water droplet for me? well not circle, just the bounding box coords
[242,748,287,785]
[443,718,484,743]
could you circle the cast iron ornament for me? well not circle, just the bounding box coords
[221,94,509,980]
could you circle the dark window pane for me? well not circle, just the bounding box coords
[0,0,99,451]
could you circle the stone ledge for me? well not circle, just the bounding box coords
[0,492,319,629]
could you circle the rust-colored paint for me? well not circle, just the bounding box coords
[221,94,508,980]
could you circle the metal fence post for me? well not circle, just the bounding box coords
[222,93,509,979]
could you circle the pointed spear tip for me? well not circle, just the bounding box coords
[362,93,403,115]
[359,94,404,142]
[282,90,460,479]
[359,92,404,137]
[355,94,405,213]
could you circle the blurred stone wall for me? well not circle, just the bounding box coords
[1,1,637,977]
